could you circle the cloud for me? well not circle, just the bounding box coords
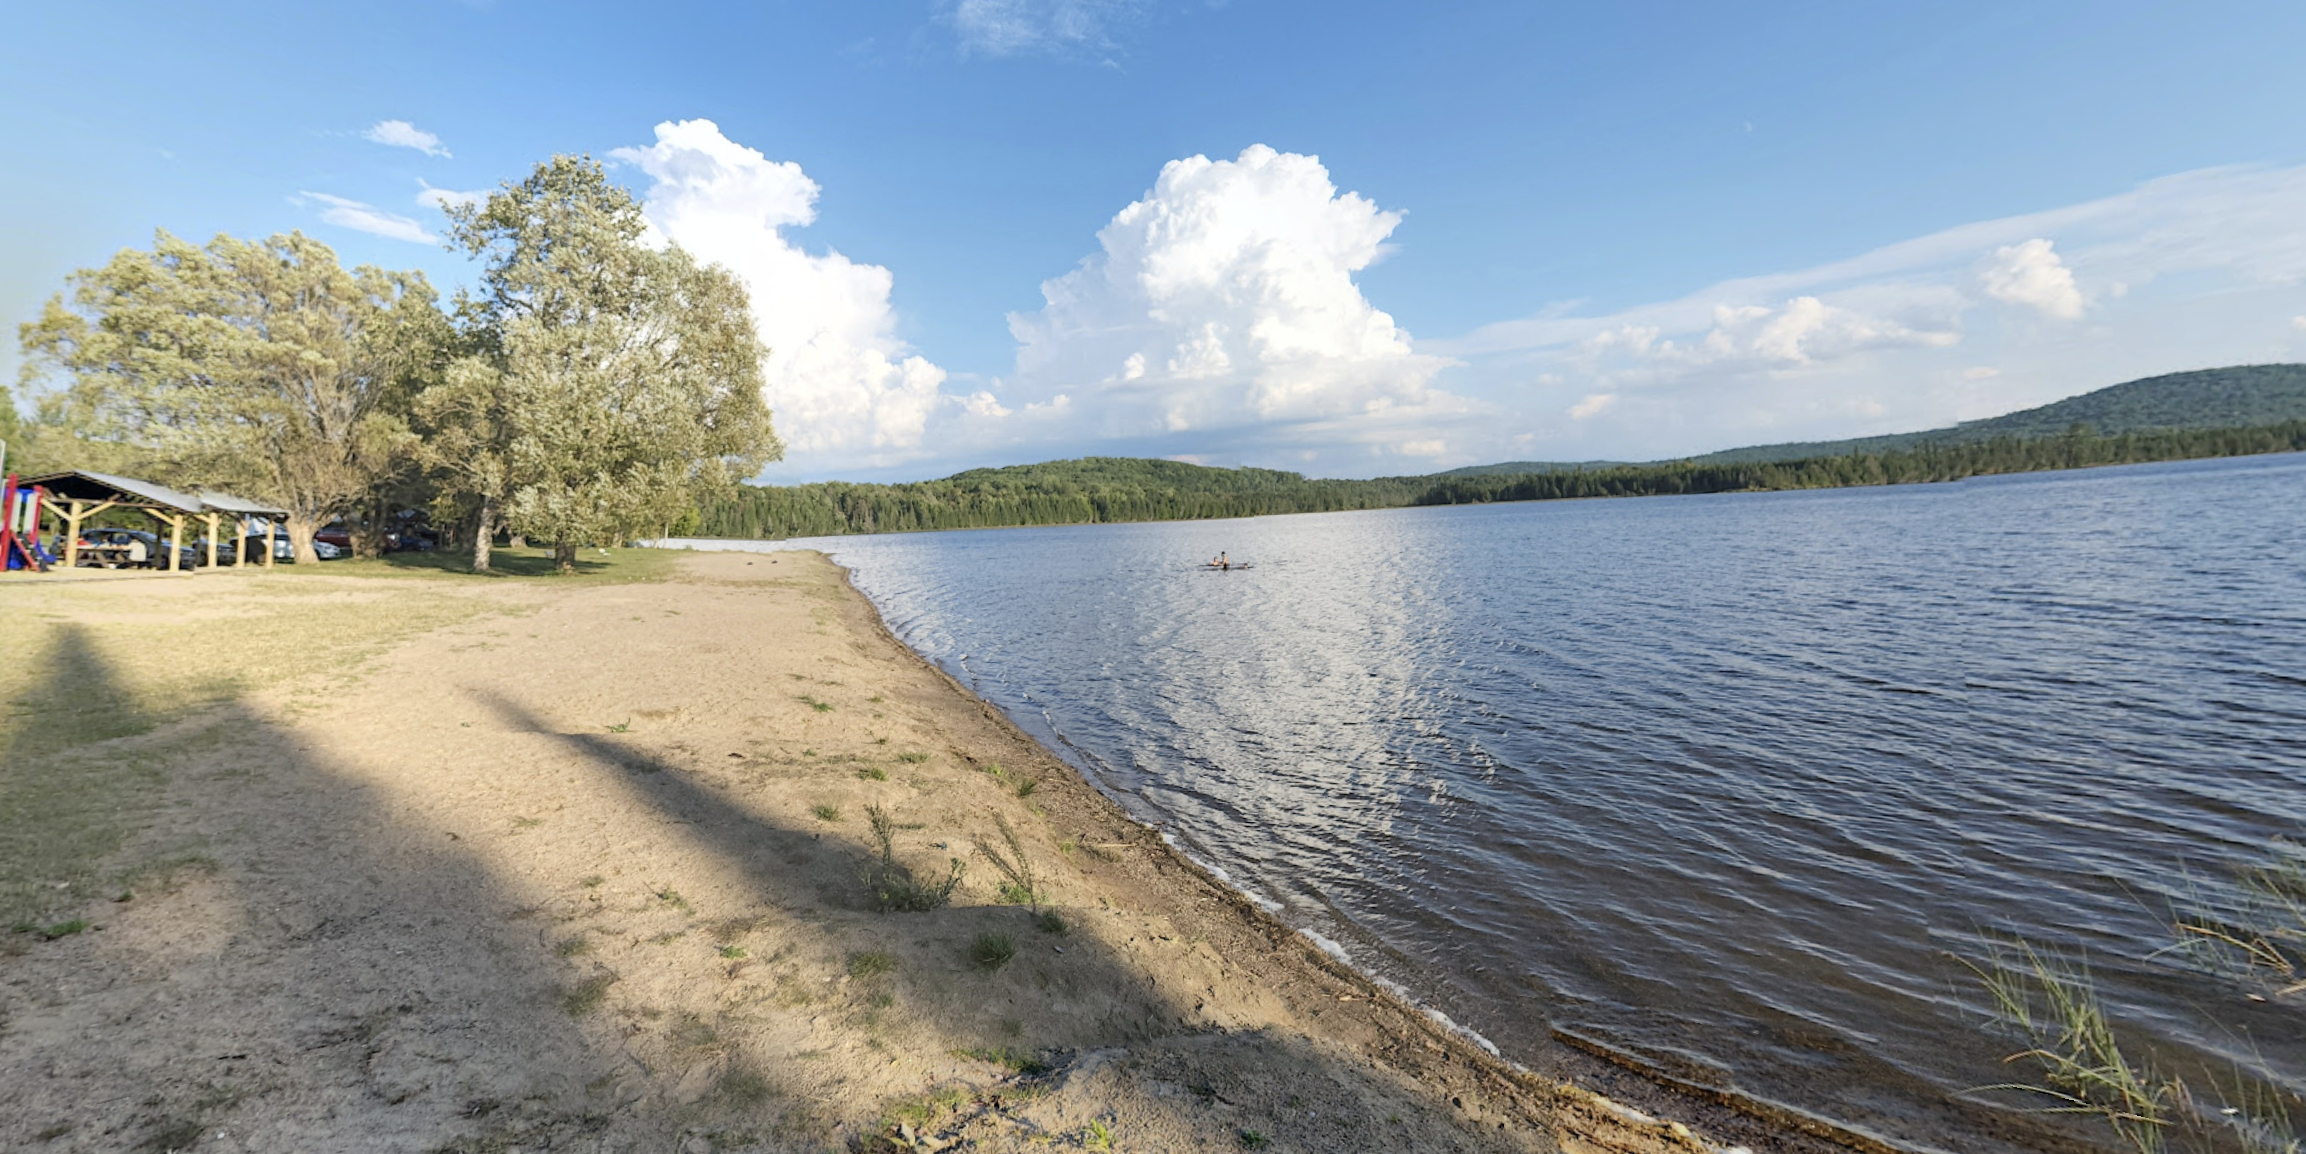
[1004,145,1466,461]
[1420,163,2306,463]
[2291,316,2306,332]
[1981,238,2085,319]
[949,0,1145,57]
[295,192,436,243]
[1568,393,1616,420]
[612,119,954,469]
[362,119,450,158]
[416,181,486,212]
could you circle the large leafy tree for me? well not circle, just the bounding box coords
[18,230,445,562]
[440,156,782,573]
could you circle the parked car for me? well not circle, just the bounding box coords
[240,532,343,561]
[76,528,200,570]
[315,526,354,549]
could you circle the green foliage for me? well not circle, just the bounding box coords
[692,419,2306,540]
[969,932,1016,971]
[847,950,898,979]
[18,229,446,560]
[696,455,1428,539]
[864,804,964,913]
[976,815,1041,912]
[437,154,782,571]
[1412,421,2306,508]
[1686,364,2306,464]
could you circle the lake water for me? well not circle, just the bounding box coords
[686,452,2306,1152]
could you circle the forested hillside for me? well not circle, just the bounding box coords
[1694,363,2306,464]
[694,457,1428,539]
[698,420,2306,539]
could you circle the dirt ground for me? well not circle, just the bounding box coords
[0,551,1872,1154]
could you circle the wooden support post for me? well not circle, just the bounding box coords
[166,513,184,573]
[203,512,219,570]
[64,500,82,569]
[235,517,247,567]
[265,519,277,569]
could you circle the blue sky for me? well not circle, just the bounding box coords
[8,1,2306,481]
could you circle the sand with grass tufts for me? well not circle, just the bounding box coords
[0,550,1853,1153]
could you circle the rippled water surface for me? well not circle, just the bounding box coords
[709,453,2306,1151]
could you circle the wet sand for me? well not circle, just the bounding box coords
[0,551,1865,1153]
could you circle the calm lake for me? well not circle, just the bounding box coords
[691,451,2306,1152]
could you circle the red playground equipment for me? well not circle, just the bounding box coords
[2,474,55,572]
[3,475,54,572]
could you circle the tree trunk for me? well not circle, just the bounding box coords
[553,540,578,574]
[472,494,498,574]
[286,514,322,566]
[353,491,387,559]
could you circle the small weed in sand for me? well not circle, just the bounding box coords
[718,945,748,959]
[883,1085,972,1131]
[849,950,899,979]
[1083,1119,1116,1150]
[977,815,1042,911]
[865,805,965,913]
[869,695,885,703]
[555,935,593,958]
[561,972,619,1016]
[812,804,842,822]
[1034,910,1068,935]
[1014,778,1039,799]
[798,695,834,713]
[857,765,888,781]
[803,749,817,757]
[38,919,89,940]
[606,720,631,733]
[896,751,931,764]
[511,816,541,829]
[1239,1129,1270,1148]
[656,888,692,913]
[581,874,605,888]
[970,933,1017,971]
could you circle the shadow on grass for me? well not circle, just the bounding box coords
[323,545,677,583]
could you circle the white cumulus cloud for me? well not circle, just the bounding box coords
[363,119,450,158]
[416,180,486,211]
[612,119,953,468]
[1981,237,2086,319]
[296,192,436,243]
[1006,144,1462,456]
[950,0,1143,57]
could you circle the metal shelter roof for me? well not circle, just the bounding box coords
[25,470,286,517]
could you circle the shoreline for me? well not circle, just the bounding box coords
[820,549,1965,1154]
[0,549,1864,1153]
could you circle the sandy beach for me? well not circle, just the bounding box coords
[0,551,1857,1153]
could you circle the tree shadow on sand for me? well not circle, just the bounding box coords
[3,625,1613,1153]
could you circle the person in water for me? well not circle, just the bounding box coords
[1213,551,1230,570]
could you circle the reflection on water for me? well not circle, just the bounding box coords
[696,452,2306,1152]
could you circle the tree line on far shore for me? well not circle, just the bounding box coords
[694,420,2306,540]
[6,157,780,570]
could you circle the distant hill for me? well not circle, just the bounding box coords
[1689,364,2306,465]
[696,365,2306,539]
